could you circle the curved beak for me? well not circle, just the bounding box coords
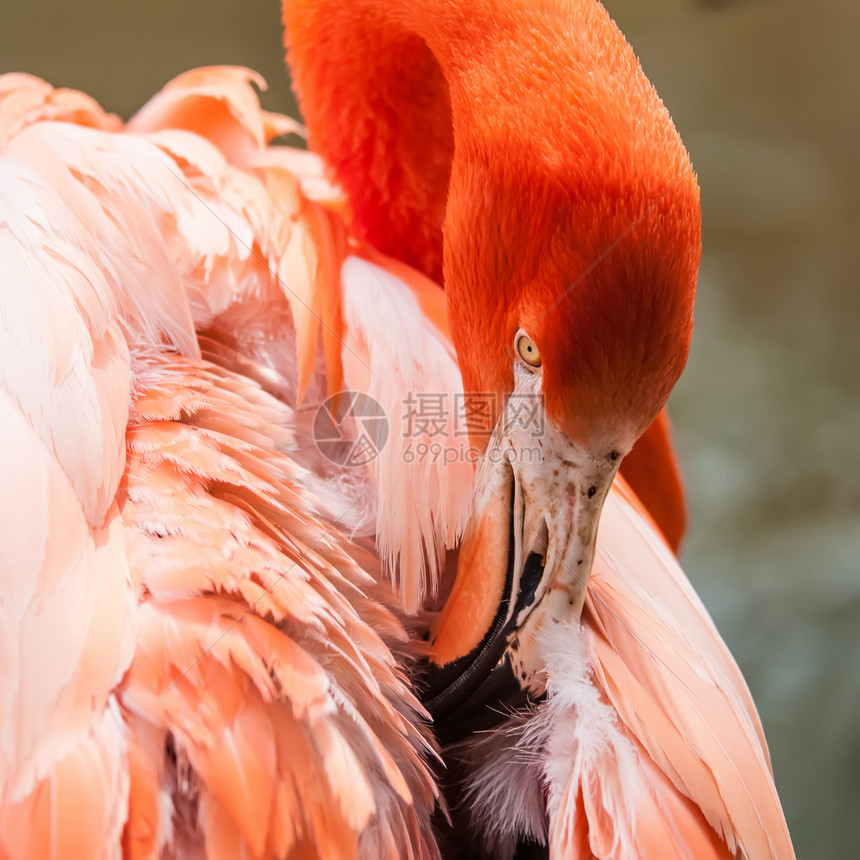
[423,410,619,722]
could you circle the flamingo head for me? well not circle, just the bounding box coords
[427,80,701,709]
[281,0,701,716]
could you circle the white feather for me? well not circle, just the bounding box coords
[340,256,473,612]
[460,711,548,850]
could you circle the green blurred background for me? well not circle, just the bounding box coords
[3,0,857,856]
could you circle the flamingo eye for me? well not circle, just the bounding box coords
[516,333,542,369]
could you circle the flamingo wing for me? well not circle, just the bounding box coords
[452,477,793,859]
[1,87,136,857]
[0,70,440,859]
[537,477,793,859]
[120,352,437,860]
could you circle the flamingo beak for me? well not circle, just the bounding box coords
[423,415,619,725]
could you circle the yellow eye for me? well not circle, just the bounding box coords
[516,333,542,369]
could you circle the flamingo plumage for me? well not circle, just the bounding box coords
[0,2,794,859]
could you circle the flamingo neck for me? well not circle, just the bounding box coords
[284,0,462,283]
[283,0,617,285]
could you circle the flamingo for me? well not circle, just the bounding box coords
[0,0,795,858]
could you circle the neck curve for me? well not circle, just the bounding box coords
[284,0,460,283]
[283,0,646,282]
[284,0,699,415]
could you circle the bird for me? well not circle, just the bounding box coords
[0,2,794,860]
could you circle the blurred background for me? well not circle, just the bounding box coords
[3,0,857,856]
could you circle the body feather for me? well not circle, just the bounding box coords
[1,70,441,859]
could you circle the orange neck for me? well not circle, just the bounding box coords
[284,0,463,283]
[283,0,615,284]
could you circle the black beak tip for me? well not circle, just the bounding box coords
[417,548,546,744]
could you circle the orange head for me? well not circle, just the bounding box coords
[438,1,700,459]
[432,4,700,682]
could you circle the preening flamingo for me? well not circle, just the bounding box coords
[0,0,795,857]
